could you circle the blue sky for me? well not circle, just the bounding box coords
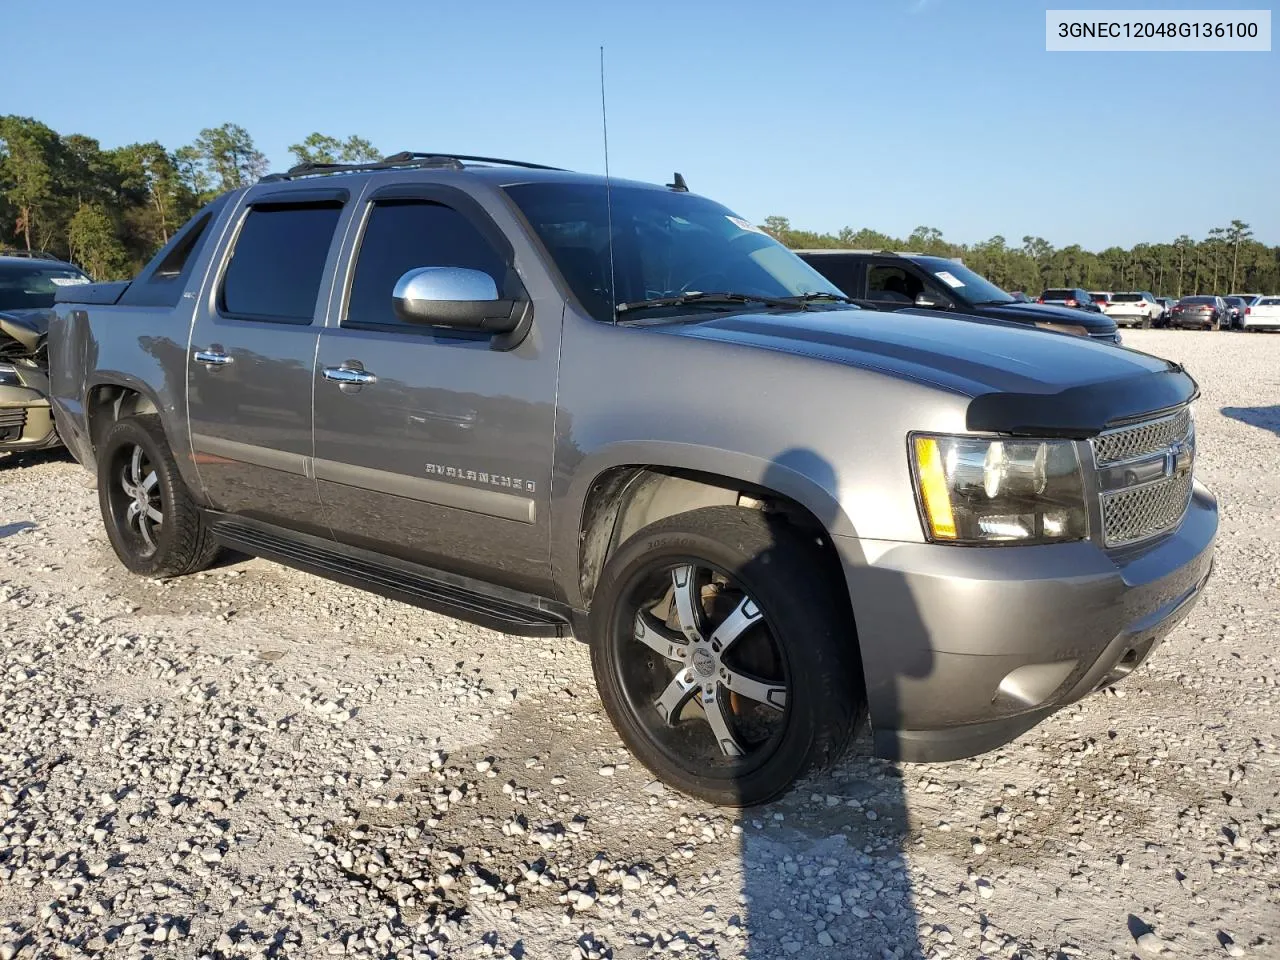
[5,0,1276,249]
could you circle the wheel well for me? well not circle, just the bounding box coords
[87,385,159,454]
[577,465,840,609]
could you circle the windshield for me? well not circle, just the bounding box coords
[908,256,1013,304]
[504,182,843,321]
[1181,296,1214,305]
[1112,293,1142,302]
[0,262,90,311]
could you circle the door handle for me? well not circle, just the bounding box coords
[193,350,233,366]
[322,366,377,386]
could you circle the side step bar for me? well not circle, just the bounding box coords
[207,515,572,638]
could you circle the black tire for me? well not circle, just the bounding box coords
[97,416,220,578]
[1141,317,1152,329]
[589,506,861,806]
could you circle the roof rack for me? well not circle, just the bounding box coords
[259,151,567,183]
[0,249,62,261]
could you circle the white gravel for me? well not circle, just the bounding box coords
[1,329,1277,959]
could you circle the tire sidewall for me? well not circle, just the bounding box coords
[589,511,853,806]
[97,418,186,576]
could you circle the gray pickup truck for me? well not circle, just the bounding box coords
[49,152,1217,805]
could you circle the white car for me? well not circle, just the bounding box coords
[1242,295,1280,332]
[1105,291,1164,328]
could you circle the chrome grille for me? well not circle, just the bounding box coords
[1100,472,1194,547]
[1093,408,1191,465]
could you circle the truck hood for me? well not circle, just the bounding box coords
[659,308,1196,437]
[0,308,50,355]
[968,300,1117,332]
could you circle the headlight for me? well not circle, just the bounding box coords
[911,434,1088,544]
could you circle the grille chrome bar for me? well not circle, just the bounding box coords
[1093,407,1191,466]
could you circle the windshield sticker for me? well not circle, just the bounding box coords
[726,216,768,236]
[934,270,965,288]
[50,276,90,285]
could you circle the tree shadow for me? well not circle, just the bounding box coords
[1221,405,1280,439]
[729,448,928,957]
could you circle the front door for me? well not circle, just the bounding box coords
[313,186,560,595]
[186,194,349,536]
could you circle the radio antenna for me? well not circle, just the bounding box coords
[599,45,618,323]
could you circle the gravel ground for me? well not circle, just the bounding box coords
[1,329,1277,960]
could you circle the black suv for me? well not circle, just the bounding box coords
[798,251,1119,342]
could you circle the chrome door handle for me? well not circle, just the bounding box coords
[322,366,377,385]
[193,350,232,366]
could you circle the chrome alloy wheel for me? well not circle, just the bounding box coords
[615,562,789,767]
[111,443,163,554]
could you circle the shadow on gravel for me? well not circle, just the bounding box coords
[0,520,36,539]
[731,450,924,958]
[0,446,76,470]
[1221,405,1280,439]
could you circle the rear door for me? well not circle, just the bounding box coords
[186,188,351,536]
[312,182,561,595]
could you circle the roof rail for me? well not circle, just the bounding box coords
[0,249,62,261]
[259,151,567,183]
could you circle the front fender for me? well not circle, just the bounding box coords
[551,439,856,611]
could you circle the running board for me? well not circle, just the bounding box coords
[207,515,571,638]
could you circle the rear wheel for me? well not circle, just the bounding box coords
[589,506,861,806]
[98,416,220,578]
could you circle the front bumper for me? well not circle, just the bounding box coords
[0,380,58,452]
[836,481,1217,762]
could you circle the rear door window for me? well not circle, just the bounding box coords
[220,203,343,323]
[804,256,862,298]
[344,200,507,331]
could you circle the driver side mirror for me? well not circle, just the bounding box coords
[914,291,951,309]
[392,267,522,334]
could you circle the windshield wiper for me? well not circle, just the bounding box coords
[615,291,798,314]
[783,291,856,305]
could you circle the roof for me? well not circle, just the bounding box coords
[257,151,681,194]
[793,249,933,258]
[0,254,81,269]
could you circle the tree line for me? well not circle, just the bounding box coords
[0,116,380,280]
[1,115,1275,295]
[762,217,1276,297]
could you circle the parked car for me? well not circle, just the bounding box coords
[1167,295,1229,330]
[1089,291,1112,311]
[49,153,1216,805]
[1038,287,1105,313]
[1105,291,1164,328]
[0,254,91,454]
[1223,296,1250,329]
[1242,295,1280,331]
[797,251,1120,341]
[1155,297,1178,324]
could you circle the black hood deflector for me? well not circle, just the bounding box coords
[966,365,1198,437]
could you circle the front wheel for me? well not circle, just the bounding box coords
[589,506,861,806]
[98,416,220,578]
